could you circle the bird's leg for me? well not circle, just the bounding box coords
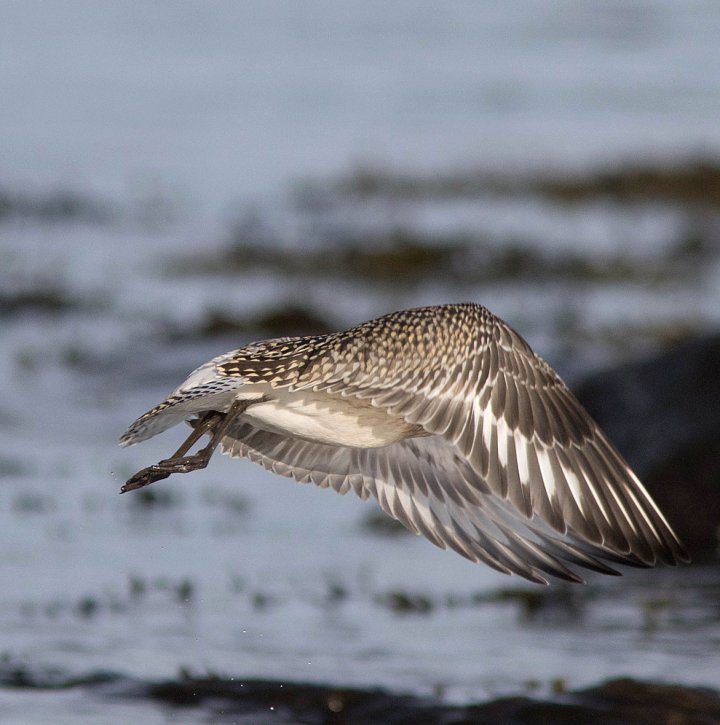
[172,411,225,457]
[120,411,223,493]
[120,399,252,493]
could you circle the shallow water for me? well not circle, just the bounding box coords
[2,2,720,722]
[4,1,720,211]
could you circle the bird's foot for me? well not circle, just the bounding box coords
[120,454,208,493]
[120,465,171,493]
[120,399,255,494]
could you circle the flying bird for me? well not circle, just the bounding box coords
[120,303,688,583]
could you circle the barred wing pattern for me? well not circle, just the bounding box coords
[123,302,687,582]
[260,305,687,570]
[221,424,629,583]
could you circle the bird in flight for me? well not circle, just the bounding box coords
[120,303,688,583]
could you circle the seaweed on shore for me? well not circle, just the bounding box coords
[169,229,709,289]
[306,158,720,207]
[163,304,336,341]
[1,658,718,725]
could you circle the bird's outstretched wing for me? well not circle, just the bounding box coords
[279,307,688,569]
[129,303,687,577]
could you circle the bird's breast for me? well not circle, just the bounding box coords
[240,389,421,448]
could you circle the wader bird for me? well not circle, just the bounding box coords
[120,303,688,583]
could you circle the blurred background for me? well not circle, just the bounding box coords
[1,2,720,722]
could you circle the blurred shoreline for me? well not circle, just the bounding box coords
[2,661,718,725]
[3,155,719,363]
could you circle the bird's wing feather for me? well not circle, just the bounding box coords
[220,423,640,583]
[288,316,687,566]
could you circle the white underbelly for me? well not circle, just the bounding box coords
[240,389,419,448]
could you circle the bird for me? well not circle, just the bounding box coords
[120,302,688,584]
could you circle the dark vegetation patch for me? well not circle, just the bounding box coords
[305,158,720,206]
[484,586,585,622]
[18,574,198,623]
[373,585,588,622]
[0,188,113,223]
[170,232,453,284]
[0,657,118,690]
[1,658,718,725]
[376,590,434,615]
[533,161,720,206]
[0,287,87,316]
[167,158,720,296]
[170,228,712,288]
[163,304,336,341]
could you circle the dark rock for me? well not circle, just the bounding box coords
[578,678,720,725]
[122,677,720,724]
[1,659,719,725]
[576,333,720,555]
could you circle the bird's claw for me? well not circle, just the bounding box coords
[120,455,207,493]
[120,465,171,493]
